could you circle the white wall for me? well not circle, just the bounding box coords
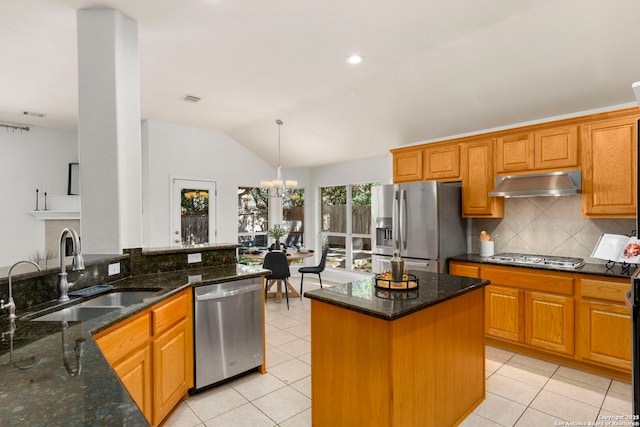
[0,126,77,266]
[141,120,314,247]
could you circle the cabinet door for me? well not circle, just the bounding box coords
[496,132,534,173]
[525,292,574,355]
[534,126,579,170]
[582,116,637,217]
[485,285,523,342]
[152,318,190,425]
[423,143,460,180]
[113,346,152,423]
[462,139,504,218]
[393,150,423,183]
[449,261,480,278]
[579,299,631,371]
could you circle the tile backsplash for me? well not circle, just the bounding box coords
[472,195,636,264]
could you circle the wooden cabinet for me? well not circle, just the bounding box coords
[451,260,631,378]
[95,288,193,426]
[582,116,637,217]
[525,291,574,355]
[578,277,631,371]
[461,138,504,218]
[423,142,460,180]
[97,313,152,422]
[496,126,578,173]
[449,261,480,278]
[393,149,423,183]
[481,265,574,356]
[485,285,524,342]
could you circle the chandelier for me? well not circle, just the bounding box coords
[261,119,297,197]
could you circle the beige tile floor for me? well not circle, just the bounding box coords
[163,278,633,427]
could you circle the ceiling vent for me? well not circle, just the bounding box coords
[179,94,202,103]
[23,111,46,118]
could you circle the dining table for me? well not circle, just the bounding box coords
[243,250,314,303]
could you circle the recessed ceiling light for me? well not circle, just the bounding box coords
[346,54,364,65]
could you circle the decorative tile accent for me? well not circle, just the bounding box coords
[472,195,635,262]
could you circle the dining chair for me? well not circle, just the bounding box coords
[299,246,329,299]
[263,251,292,309]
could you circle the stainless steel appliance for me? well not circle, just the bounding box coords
[630,83,640,417]
[487,253,585,269]
[371,181,467,274]
[193,277,263,391]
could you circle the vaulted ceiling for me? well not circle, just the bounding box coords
[2,0,640,167]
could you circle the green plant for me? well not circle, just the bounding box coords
[267,224,289,240]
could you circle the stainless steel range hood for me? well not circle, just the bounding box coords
[488,170,581,198]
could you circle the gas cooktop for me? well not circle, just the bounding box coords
[488,253,585,269]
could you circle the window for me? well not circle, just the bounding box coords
[283,188,304,248]
[320,183,376,272]
[237,187,269,249]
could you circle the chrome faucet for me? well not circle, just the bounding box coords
[1,260,41,320]
[57,227,85,302]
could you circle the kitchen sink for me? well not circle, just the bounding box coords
[29,289,162,322]
[77,290,161,307]
[33,306,120,322]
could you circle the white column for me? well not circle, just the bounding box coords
[77,9,142,253]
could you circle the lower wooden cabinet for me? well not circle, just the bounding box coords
[485,285,524,342]
[525,291,574,355]
[96,288,193,426]
[449,261,630,378]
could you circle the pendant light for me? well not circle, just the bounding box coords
[261,119,297,197]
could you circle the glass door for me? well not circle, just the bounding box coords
[172,178,216,246]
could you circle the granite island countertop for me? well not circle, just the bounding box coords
[0,263,268,427]
[304,270,489,321]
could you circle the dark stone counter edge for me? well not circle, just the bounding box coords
[305,278,490,322]
[448,254,637,279]
[139,243,241,256]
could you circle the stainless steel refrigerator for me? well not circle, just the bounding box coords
[371,181,467,274]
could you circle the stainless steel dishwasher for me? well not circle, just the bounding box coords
[193,277,264,391]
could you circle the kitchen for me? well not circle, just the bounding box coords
[2,1,640,426]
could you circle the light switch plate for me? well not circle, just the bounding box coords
[188,253,202,264]
[108,263,121,276]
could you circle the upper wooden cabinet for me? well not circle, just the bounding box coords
[582,116,638,218]
[423,142,460,180]
[461,139,504,218]
[496,126,578,173]
[393,149,423,183]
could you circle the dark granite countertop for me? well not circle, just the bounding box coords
[304,271,489,321]
[448,254,637,279]
[0,263,268,426]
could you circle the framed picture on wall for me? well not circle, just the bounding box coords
[68,163,79,195]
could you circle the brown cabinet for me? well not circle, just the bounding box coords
[95,289,193,426]
[485,285,524,342]
[461,139,504,218]
[582,116,637,217]
[496,126,578,173]
[578,277,631,371]
[525,291,574,355]
[423,142,460,180]
[449,260,631,378]
[393,149,423,183]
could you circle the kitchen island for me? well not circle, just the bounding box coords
[305,271,489,427]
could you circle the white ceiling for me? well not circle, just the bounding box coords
[2,0,640,168]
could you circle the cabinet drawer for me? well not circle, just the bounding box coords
[152,292,189,336]
[581,278,630,303]
[97,313,150,364]
[482,266,573,295]
[449,262,480,278]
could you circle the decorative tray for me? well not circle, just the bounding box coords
[374,273,419,290]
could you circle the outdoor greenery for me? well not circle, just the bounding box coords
[181,189,209,214]
[321,183,377,206]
